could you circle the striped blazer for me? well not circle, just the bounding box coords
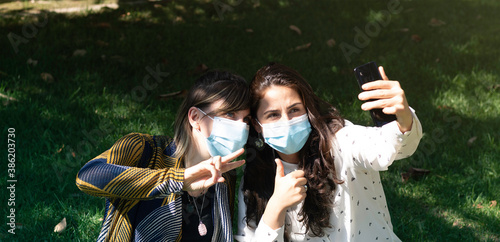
[76,133,236,242]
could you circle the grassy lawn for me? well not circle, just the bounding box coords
[1,0,499,240]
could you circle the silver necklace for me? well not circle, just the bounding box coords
[189,192,207,236]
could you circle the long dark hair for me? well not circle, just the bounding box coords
[243,63,344,237]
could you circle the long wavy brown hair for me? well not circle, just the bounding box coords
[243,63,345,237]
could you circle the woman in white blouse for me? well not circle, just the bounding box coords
[235,63,422,242]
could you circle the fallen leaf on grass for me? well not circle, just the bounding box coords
[428,18,446,27]
[474,203,483,209]
[158,90,188,101]
[41,72,55,83]
[289,25,302,35]
[437,105,452,110]
[245,28,254,33]
[467,136,477,147]
[56,144,65,154]
[73,49,87,57]
[27,58,38,66]
[490,200,497,208]
[96,40,109,47]
[326,38,336,47]
[289,42,311,52]
[0,93,18,101]
[54,217,67,233]
[411,34,422,43]
[401,167,430,182]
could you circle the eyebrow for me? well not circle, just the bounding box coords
[262,102,303,116]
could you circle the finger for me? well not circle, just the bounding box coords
[221,148,245,164]
[203,164,219,186]
[213,156,222,170]
[361,80,395,91]
[221,159,245,173]
[359,88,392,101]
[275,159,285,180]
[379,66,389,81]
[295,177,307,186]
[289,170,305,178]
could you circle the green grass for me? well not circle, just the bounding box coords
[1,0,499,240]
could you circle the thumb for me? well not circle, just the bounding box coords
[379,66,389,80]
[275,158,285,181]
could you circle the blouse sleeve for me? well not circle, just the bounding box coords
[336,107,423,171]
[234,180,285,242]
[75,133,185,200]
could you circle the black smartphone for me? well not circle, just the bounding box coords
[354,61,397,127]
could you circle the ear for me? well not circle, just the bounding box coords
[252,118,262,133]
[188,107,201,131]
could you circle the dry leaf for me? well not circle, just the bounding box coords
[0,93,18,101]
[54,217,67,233]
[289,25,302,35]
[41,72,55,83]
[326,38,336,47]
[437,105,452,110]
[490,200,497,208]
[174,16,184,23]
[27,58,38,66]
[57,144,65,154]
[467,136,477,147]
[411,34,422,43]
[474,203,483,209]
[428,18,446,27]
[96,40,109,47]
[245,28,254,33]
[158,90,188,100]
[73,49,87,57]
[289,42,311,52]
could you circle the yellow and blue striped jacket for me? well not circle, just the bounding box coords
[76,133,236,242]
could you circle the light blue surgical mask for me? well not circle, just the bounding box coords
[197,108,249,157]
[258,113,312,155]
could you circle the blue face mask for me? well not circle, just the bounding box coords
[197,109,249,157]
[258,113,312,155]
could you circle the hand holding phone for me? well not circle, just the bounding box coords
[354,62,397,127]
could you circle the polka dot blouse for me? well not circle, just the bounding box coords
[235,110,423,242]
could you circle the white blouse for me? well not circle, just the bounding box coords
[235,110,423,242]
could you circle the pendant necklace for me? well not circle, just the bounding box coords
[189,192,207,236]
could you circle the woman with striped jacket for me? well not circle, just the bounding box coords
[77,70,251,242]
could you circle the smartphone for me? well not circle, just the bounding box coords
[353,61,397,127]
